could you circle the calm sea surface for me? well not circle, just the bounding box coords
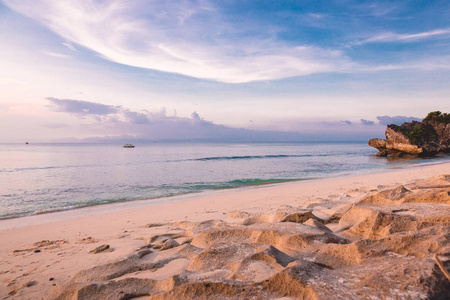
[1,142,448,220]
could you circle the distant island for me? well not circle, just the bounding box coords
[369,111,450,157]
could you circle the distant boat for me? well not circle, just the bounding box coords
[25,142,29,144]
[123,144,135,148]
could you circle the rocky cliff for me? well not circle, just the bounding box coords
[369,111,450,157]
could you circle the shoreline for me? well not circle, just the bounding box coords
[1,158,448,230]
[1,162,449,299]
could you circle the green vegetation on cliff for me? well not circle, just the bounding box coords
[391,124,438,144]
[423,111,450,123]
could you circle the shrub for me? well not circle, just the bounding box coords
[423,111,450,123]
[390,124,438,144]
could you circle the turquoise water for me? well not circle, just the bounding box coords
[0,142,448,219]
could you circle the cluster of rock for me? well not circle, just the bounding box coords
[47,175,450,299]
[369,111,450,157]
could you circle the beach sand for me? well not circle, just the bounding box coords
[1,163,449,299]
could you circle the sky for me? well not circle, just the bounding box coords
[0,0,449,142]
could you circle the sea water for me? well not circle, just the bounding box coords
[1,142,448,220]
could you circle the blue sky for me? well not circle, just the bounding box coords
[0,0,449,142]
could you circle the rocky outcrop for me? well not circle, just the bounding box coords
[369,111,450,157]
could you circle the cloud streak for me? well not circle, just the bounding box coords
[358,28,450,44]
[47,97,121,116]
[3,0,349,83]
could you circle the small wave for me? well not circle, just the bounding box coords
[162,179,298,193]
[0,165,72,173]
[0,163,106,173]
[0,197,135,220]
[0,166,58,173]
[219,178,303,188]
[191,154,324,161]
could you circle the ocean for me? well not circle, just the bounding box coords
[1,142,448,220]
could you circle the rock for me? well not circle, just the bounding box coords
[378,185,411,200]
[303,218,332,232]
[338,207,377,230]
[281,211,322,224]
[423,111,450,149]
[89,244,110,254]
[368,111,450,157]
[342,211,419,239]
[137,249,153,258]
[356,186,411,206]
[161,238,180,250]
[153,238,180,250]
[368,138,386,151]
[24,281,38,288]
[145,223,164,228]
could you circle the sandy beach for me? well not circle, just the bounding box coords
[2,1,450,299]
[1,162,449,299]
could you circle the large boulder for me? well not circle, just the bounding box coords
[424,121,450,150]
[369,111,450,157]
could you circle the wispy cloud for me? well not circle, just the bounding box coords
[352,2,400,18]
[358,28,450,44]
[47,97,121,116]
[3,0,349,83]
[62,42,79,53]
[41,51,72,59]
